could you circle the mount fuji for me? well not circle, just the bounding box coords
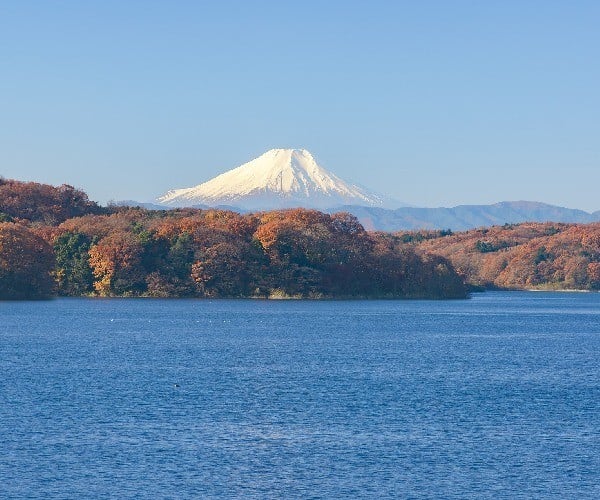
[157,148,393,210]
[150,148,600,231]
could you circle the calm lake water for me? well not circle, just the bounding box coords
[1,292,599,498]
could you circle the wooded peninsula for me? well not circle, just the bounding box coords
[0,179,598,300]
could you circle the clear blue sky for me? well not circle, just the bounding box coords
[1,1,599,210]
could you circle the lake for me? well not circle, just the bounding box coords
[1,292,599,498]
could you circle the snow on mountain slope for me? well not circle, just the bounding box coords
[157,148,387,210]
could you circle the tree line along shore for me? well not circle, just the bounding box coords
[0,179,598,300]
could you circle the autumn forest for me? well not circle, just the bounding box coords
[0,179,598,300]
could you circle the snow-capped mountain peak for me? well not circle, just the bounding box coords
[157,148,387,210]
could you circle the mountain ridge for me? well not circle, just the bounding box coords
[335,201,600,231]
[118,197,600,232]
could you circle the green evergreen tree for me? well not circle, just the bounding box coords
[54,232,95,295]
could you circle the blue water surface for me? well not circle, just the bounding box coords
[1,292,599,498]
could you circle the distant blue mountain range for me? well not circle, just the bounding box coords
[333,201,600,231]
[116,199,600,232]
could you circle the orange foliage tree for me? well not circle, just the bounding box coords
[0,222,55,299]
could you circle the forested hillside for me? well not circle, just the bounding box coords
[0,179,466,299]
[0,178,103,224]
[396,223,600,290]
